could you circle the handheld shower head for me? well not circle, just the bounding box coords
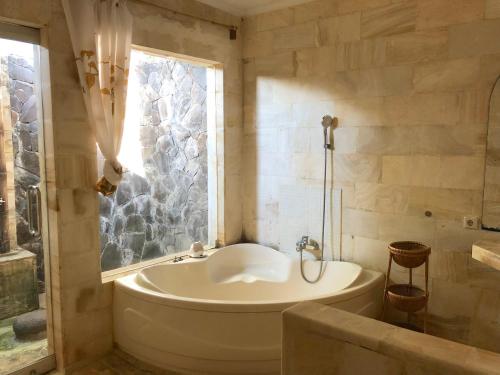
[321,115,337,150]
[321,115,334,129]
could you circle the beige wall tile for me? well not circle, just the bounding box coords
[293,0,337,24]
[336,97,385,126]
[254,52,296,77]
[356,127,412,154]
[361,1,417,39]
[318,13,361,46]
[486,0,500,19]
[381,155,440,187]
[355,183,409,214]
[480,53,500,84]
[430,250,470,283]
[243,31,273,59]
[343,208,380,238]
[485,165,500,184]
[256,8,294,32]
[378,213,435,244]
[330,70,360,99]
[417,0,484,29]
[291,100,335,127]
[384,93,461,126]
[327,127,358,154]
[358,65,414,97]
[410,125,486,156]
[408,187,482,221]
[338,0,392,15]
[336,92,461,128]
[278,127,310,154]
[273,22,319,51]
[334,154,381,183]
[439,156,484,190]
[458,89,490,125]
[434,219,487,252]
[336,38,387,71]
[59,219,100,256]
[385,29,448,65]
[449,20,500,59]
[353,236,389,272]
[296,47,336,77]
[413,58,480,92]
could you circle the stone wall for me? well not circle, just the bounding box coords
[3,55,44,286]
[283,302,500,375]
[242,0,500,352]
[99,53,208,272]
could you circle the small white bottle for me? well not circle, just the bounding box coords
[189,242,205,258]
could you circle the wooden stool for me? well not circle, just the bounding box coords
[381,241,431,333]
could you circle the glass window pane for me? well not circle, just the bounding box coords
[99,49,209,272]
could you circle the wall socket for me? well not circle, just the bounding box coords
[463,216,480,230]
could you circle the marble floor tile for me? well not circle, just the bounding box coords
[52,350,179,375]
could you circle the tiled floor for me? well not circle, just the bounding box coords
[67,350,180,375]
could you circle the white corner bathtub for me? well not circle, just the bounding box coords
[113,243,384,375]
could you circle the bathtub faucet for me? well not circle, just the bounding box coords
[296,236,322,260]
[296,236,309,252]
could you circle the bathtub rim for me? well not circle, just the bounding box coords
[114,267,384,313]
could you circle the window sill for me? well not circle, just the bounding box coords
[101,246,216,284]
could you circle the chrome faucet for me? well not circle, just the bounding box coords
[296,235,309,252]
[296,236,322,260]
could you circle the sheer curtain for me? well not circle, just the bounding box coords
[62,0,133,195]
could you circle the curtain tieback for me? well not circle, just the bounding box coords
[96,159,123,196]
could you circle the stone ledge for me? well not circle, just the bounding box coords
[283,302,500,375]
[0,249,39,320]
[472,240,500,271]
[0,248,36,263]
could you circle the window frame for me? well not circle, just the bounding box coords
[100,44,222,282]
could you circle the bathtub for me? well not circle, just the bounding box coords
[113,243,384,375]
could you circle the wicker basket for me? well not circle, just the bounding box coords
[389,241,431,268]
[387,284,428,313]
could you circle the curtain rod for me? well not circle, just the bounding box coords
[131,0,238,39]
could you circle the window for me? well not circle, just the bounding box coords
[99,48,216,272]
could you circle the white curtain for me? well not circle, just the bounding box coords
[62,0,133,195]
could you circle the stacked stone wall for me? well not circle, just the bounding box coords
[7,55,44,287]
[99,54,208,271]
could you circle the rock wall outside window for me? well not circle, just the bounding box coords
[6,55,44,287]
[99,52,208,272]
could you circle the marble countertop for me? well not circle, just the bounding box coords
[472,240,500,271]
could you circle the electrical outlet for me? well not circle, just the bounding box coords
[463,216,480,230]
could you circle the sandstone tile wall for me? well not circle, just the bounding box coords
[242,0,500,351]
[283,302,500,375]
